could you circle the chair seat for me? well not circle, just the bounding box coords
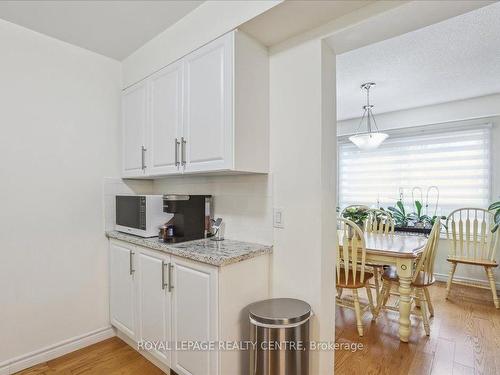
[447,257,498,267]
[337,270,373,289]
[381,266,435,287]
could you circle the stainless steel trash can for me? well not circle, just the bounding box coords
[249,298,312,375]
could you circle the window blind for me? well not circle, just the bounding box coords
[338,126,491,216]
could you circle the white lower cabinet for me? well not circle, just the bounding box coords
[109,239,270,375]
[109,241,137,340]
[137,249,172,366]
[171,257,218,375]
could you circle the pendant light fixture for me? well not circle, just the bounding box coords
[349,82,388,150]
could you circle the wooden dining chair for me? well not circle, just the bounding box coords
[365,209,395,234]
[364,209,395,301]
[336,218,376,337]
[445,208,499,308]
[375,221,441,336]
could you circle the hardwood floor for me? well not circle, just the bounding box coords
[15,282,499,375]
[14,337,166,375]
[335,282,500,375]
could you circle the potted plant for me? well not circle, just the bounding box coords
[387,200,445,234]
[489,201,500,232]
[408,201,446,229]
[386,200,410,228]
[341,207,369,238]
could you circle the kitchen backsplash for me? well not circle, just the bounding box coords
[103,174,273,245]
[153,174,273,245]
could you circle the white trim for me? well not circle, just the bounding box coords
[434,272,500,290]
[0,326,115,375]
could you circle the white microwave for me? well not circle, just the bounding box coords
[115,195,171,237]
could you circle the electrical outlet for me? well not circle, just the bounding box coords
[273,208,284,228]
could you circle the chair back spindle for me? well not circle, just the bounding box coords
[446,208,499,262]
[337,219,367,285]
[413,221,441,283]
[365,209,395,234]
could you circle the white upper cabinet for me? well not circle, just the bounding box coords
[121,30,269,178]
[148,62,183,176]
[122,82,147,177]
[183,34,232,173]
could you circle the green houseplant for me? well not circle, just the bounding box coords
[341,207,369,238]
[408,200,446,228]
[489,201,500,232]
[386,200,410,227]
[341,207,369,227]
[387,200,445,233]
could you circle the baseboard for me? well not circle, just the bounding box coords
[434,272,500,290]
[0,326,115,375]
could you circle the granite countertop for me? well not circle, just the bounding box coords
[106,231,272,267]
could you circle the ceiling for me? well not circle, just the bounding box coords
[240,0,371,47]
[0,1,202,60]
[336,2,500,120]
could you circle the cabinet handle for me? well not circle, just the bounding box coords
[161,261,168,290]
[174,138,180,167]
[129,251,135,275]
[181,137,186,166]
[141,145,146,170]
[168,263,174,292]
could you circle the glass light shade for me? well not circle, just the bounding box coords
[349,132,388,151]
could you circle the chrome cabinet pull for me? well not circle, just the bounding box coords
[181,137,186,166]
[141,145,146,170]
[168,263,174,292]
[129,251,135,275]
[161,261,168,290]
[175,138,180,167]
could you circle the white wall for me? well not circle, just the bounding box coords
[338,95,500,286]
[122,0,280,88]
[269,38,335,375]
[0,19,122,366]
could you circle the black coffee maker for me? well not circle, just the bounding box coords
[162,195,213,243]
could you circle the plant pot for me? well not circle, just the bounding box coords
[394,226,431,235]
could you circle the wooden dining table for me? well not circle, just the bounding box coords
[338,231,428,342]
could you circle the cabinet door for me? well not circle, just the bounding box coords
[110,242,137,340]
[137,250,171,366]
[171,257,218,375]
[122,82,147,177]
[183,33,233,173]
[148,63,183,176]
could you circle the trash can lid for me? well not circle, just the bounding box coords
[248,298,312,325]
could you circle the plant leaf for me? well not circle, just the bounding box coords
[488,201,500,211]
[396,201,405,215]
[495,210,500,225]
[415,200,422,217]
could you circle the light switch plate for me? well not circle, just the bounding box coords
[273,208,284,228]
